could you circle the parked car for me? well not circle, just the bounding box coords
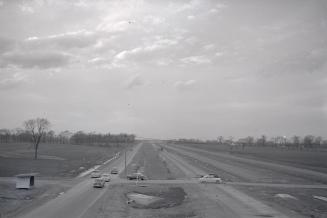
[101,173,110,182]
[90,170,101,178]
[199,174,222,184]
[111,167,119,174]
[127,172,146,180]
[93,178,105,188]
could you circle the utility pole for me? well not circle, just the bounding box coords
[124,149,127,179]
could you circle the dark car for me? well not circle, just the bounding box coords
[127,172,146,180]
[110,167,119,174]
[93,178,105,188]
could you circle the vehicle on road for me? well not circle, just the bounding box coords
[199,174,222,184]
[127,172,146,180]
[93,178,105,188]
[111,167,119,174]
[90,170,101,178]
[101,173,110,182]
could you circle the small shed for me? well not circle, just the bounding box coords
[15,173,38,189]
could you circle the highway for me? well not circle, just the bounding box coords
[16,141,327,218]
[18,142,143,218]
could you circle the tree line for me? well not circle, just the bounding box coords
[0,128,135,145]
[1,118,136,160]
[0,118,135,160]
[174,134,327,150]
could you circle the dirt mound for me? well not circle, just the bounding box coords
[126,187,186,209]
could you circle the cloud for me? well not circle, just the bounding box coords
[208,3,227,14]
[143,37,178,51]
[97,20,132,33]
[124,74,144,89]
[174,79,197,90]
[112,37,180,66]
[19,3,35,14]
[0,73,27,90]
[171,0,201,13]
[1,51,71,69]
[215,51,224,57]
[88,57,106,64]
[0,37,16,54]
[155,58,173,66]
[181,55,211,64]
[187,15,195,20]
[25,30,96,50]
[143,15,165,25]
[115,47,142,60]
[203,44,215,50]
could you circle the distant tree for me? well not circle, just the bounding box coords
[0,129,11,143]
[58,130,73,144]
[217,136,224,145]
[314,136,322,147]
[257,135,266,146]
[292,135,301,149]
[303,135,314,148]
[245,136,254,146]
[23,118,51,159]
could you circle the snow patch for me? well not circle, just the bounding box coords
[275,193,297,200]
[314,195,327,202]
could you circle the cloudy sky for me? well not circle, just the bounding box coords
[0,0,326,139]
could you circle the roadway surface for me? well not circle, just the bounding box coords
[17,141,327,218]
[18,142,143,218]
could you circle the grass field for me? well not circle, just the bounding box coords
[0,142,133,177]
[173,142,327,174]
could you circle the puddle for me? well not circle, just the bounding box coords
[127,193,162,206]
[126,187,186,209]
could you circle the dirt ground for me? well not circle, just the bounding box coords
[81,183,232,218]
[174,142,327,174]
[237,185,327,218]
[0,180,70,218]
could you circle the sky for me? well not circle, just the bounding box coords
[0,0,326,139]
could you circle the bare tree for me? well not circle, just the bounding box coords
[303,135,314,148]
[23,118,51,159]
[292,135,301,149]
[314,136,322,147]
[217,136,224,144]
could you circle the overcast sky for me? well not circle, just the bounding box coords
[0,0,326,139]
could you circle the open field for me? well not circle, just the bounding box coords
[171,142,327,174]
[0,143,133,177]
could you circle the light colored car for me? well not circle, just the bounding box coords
[102,173,110,182]
[199,174,222,184]
[90,170,101,178]
[93,178,105,188]
[111,167,119,174]
[127,172,146,180]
